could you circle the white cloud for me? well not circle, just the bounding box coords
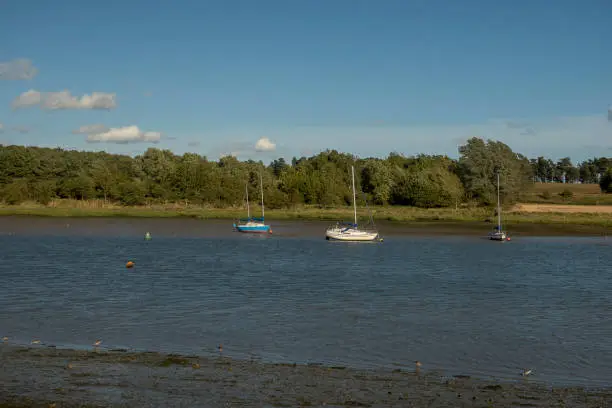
[72,124,109,134]
[12,89,117,110]
[608,106,612,122]
[0,123,3,133]
[255,137,276,152]
[12,90,42,108]
[0,59,38,80]
[85,125,162,144]
[187,141,201,147]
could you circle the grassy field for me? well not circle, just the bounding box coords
[1,198,612,228]
[522,182,612,205]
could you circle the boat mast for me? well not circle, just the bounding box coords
[497,170,501,231]
[351,165,357,226]
[260,172,265,220]
[245,182,250,219]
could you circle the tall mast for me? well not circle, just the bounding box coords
[351,165,357,226]
[497,171,501,230]
[245,183,250,219]
[260,172,265,219]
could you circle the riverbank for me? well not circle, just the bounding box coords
[0,344,609,408]
[1,215,610,237]
[1,200,612,228]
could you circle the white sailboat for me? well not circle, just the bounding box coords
[488,171,508,241]
[325,165,381,242]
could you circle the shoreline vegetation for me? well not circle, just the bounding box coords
[2,140,612,220]
[1,199,611,230]
[0,344,610,408]
[2,141,612,236]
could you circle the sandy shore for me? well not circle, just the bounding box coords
[0,345,610,408]
[512,204,612,214]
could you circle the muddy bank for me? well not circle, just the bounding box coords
[0,215,609,237]
[0,345,610,408]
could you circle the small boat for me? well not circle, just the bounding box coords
[488,170,508,241]
[488,225,507,241]
[325,165,381,242]
[326,221,380,241]
[233,173,271,234]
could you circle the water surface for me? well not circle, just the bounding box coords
[0,217,611,387]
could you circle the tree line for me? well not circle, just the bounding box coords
[1,137,611,209]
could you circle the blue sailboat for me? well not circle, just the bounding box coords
[233,173,272,234]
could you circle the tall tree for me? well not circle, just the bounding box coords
[457,137,532,205]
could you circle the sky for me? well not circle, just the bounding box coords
[0,0,611,163]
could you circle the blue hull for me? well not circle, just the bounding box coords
[234,224,271,233]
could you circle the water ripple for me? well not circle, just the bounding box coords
[0,234,611,387]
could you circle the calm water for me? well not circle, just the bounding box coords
[0,218,611,387]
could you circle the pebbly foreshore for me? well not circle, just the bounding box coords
[0,344,610,408]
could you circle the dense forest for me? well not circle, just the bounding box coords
[1,137,612,209]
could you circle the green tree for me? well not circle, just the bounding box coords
[457,137,532,206]
[117,180,147,205]
[90,160,117,201]
[0,141,602,210]
[1,179,29,204]
[599,169,612,193]
[361,159,393,205]
[390,156,464,208]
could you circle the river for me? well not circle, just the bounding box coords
[0,216,610,387]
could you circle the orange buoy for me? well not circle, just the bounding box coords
[126,261,135,269]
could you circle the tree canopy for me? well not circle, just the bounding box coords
[1,138,611,208]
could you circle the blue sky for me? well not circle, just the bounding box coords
[0,0,611,162]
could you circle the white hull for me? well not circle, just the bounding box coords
[325,165,381,242]
[488,231,507,241]
[326,228,379,242]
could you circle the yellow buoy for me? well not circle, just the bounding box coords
[126,261,135,269]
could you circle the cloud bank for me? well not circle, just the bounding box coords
[12,90,117,110]
[0,59,38,80]
[76,125,162,144]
